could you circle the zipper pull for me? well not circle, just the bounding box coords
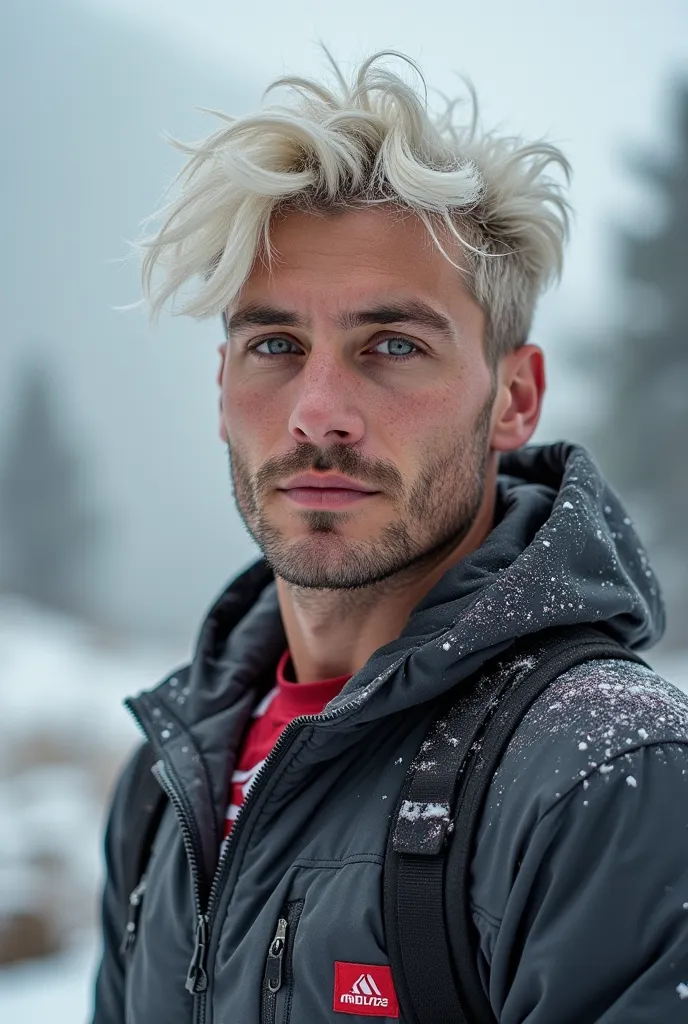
[265,917,288,993]
[119,877,147,957]
[185,913,210,994]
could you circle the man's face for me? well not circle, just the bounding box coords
[220,206,499,590]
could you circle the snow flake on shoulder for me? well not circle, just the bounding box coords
[515,658,688,753]
[495,658,688,801]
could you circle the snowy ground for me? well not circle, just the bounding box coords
[0,934,99,1023]
[0,597,686,1023]
[0,598,185,1023]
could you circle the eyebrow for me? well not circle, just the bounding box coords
[225,305,308,335]
[225,300,456,342]
[335,302,455,341]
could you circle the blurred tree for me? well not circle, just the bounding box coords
[585,79,688,649]
[0,359,106,621]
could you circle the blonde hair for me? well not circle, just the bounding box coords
[140,48,571,362]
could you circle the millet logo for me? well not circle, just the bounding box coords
[334,962,399,1018]
[341,972,388,1007]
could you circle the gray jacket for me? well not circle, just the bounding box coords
[93,442,688,1023]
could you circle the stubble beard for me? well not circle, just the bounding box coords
[227,395,495,592]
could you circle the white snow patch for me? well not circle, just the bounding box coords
[398,800,449,822]
[562,501,574,510]
[677,982,688,1000]
[626,775,637,788]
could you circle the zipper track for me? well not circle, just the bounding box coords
[202,690,377,924]
[125,701,211,1020]
[261,916,286,1024]
[153,761,206,914]
[125,701,207,917]
[280,900,304,1024]
[126,652,407,1024]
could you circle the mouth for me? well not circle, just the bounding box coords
[279,487,379,509]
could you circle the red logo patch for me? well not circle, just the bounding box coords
[334,962,399,1017]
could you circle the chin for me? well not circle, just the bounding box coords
[264,536,364,585]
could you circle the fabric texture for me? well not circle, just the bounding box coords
[92,442,688,1024]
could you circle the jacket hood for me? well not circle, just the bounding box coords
[177,442,666,728]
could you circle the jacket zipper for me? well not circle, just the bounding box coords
[187,700,360,1021]
[125,701,212,1022]
[125,652,406,1024]
[150,759,211,994]
[261,900,304,1024]
[261,916,286,1024]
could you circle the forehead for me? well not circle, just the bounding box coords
[236,206,473,308]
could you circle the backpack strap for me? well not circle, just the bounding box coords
[118,741,168,956]
[383,625,648,1024]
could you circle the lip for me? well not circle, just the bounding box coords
[279,474,378,493]
[281,488,376,508]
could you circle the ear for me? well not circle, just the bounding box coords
[490,344,545,452]
[217,342,228,443]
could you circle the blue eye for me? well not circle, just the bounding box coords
[251,337,299,357]
[247,335,423,362]
[373,337,420,360]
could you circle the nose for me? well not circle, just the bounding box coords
[287,352,365,448]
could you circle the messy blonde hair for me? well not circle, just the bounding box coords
[140,48,571,363]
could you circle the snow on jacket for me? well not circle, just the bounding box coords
[92,441,688,1024]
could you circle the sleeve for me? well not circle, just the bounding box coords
[488,742,688,1024]
[90,746,143,1024]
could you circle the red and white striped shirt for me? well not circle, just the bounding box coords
[223,649,351,840]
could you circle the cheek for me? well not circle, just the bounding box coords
[385,376,489,470]
[385,382,466,439]
[224,381,285,445]
[367,390,452,477]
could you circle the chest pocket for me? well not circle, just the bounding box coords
[250,858,399,1024]
[260,899,304,1024]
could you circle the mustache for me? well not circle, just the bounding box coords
[248,443,404,498]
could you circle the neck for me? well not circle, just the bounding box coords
[275,470,498,683]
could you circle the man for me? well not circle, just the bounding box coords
[93,50,688,1023]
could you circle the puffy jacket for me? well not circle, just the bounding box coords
[92,442,688,1024]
